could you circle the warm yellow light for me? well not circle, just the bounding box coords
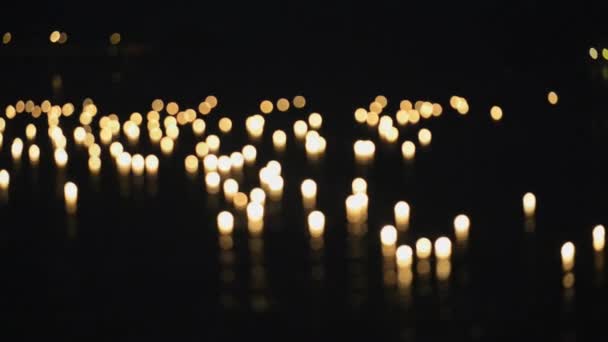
[233,192,248,210]
[230,152,244,170]
[88,156,101,173]
[0,169,9,189]
[434,237,452,259]
[308,211,325,238]
[418,128,432,147]
[166,102,179,115]
[454,214,470,241]
[399,141,415,160]
[145,155,159,174]
[366,111,379,127]
[109,142,123,158]
[293,120,308,139]
[117,152,132,174]
[0,118,5,132]
[395,110,409,126]
[192,118,206,136]
[28,145,40,164]
[100,128,113,145]
[179,155,197,174]
[561,242,575,271]
[267,160,282,175]
[432,103,443,117]
[260,100,274,114]
[165,125,179,140]
[219,117,232,133]
[129,154,144,175]
[217,155,232,175]
[293,95,306,108]
[194,142,208,158]
[603,48,608,60]
[25,124,37,141]
[247,202,264,222]
[488,105,503,121]
[380,225,398,246]
[353,140,375,161]
[416,238,432,259]
[223,178,239,201]
[394,201,410,227]
[593,225,605,252]
[206,134,220,153]
[369,101,382,114]
[277,98,290,112]
[272,130,287,151]
[242,145,257,165]
[198,101,211,115]
[523,192,536,216]
[160,137,174,155]
[205,172,221,194]
[308,113,323,130]
[345,193,368,223]
[301,179,317,199]
[351,178,367,194]
[354,108,368,123]
[49,31,61,43]
[5,105,16,119]
[203,154,218,173]
[110,32,121,45]
[64,181,78,206]
[548,91,558,105]
[205,95,218,108]
[250,187,266,205]
[419,102,433,118]
[375,95,388,108]
[54,148,68,167]
[217,211,234,235]
[2,32,11,44]
[267,176,284,198]
[73,127,86,145]
[396,245,413,268]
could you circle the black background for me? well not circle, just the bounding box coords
[1,1,608,340]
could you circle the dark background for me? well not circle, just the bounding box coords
[1,1,608,341]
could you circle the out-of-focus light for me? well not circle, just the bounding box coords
[223,178,239,201]
[277,98,290,112]
[2,32,11,44]
[217,155,232,175]
[28,145,40,165]
[110,32,121,45]
[219,117,232,133]
[366,111,379,127]
[166,102,179,115]
[260,100,274,114]
[217,211,234,235]
[354,108,368,123]
[247,202,264,222]
[233,192,248,210]
[593,225,605,252]
[380,225,397,246]
[352,178,367,194]
[145,155,159,174]
[301,179,317,199]
[454,214,470,241]
[184,155,199,174]
[230,152,244,170]
[293,95,306,109]
[195,142,209,158]
[64,181,78,205]
[131,154,145,175]
[88,144,101,158]
[250,187,266,205]
[293,120,308,139]
[192,118,206,136]
[354,140,375,162]
[160,137,174,155]
[25,124,37,141]
[206,135,220,153]
[273,130,287,151]
[548,91,558,105]
[396,245,413,268]
[49,31,61,43]
[490,105,503,121]
[203,154,218,173]
[110,142,123,158]
[205,95,218,109]
[416,238,432,259]
[561,242,575,271]
[435,237,452,259]
[308,113,323,130]
[401,141,416,160]
[418,128,432,146]
[523,192,536,216]
[88,156,101,174]
[242,145,257,165]
[0,169,9,189]
[589,47,598,60]
[54,148,68,168]
[205,172,221,194]
[117,152,131,174]
[345,193,368,223]
[603,48,608,61]
[308,211,325,238]
[394,201,410,227]
[73,127,86,145]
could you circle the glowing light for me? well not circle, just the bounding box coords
[380,225,398,246]
[131,154,145,175]
[233,192,248,210]
[352,178,367,194]
[116,152,131,174]
[308,113,323,130]
[109,142,123,158]
[219,117,232,133]
[217,211,234,235]
[293,95,306,108]
[293,120,308,139]
[593,225,605,252]
[160,137,174,155]
[25,124,37,141]
[301,179,317,199]
[366,111,379,127]
[88,144,101,158]
[454,214,470,241]
[547,91,558,105]
[28,145,40,164]
[260,100,274,114]
[353,140,375,161]
[88,156,101,173]
[2,32,11,44]
[396,245,413,268]
[145,155,159,174]
[217,155,232,175]
[203,154,218,173]
[223,179,239,201]
[561,242,575,271]
[49,31,61,43]
[523,192,536,216]
[205,172,221,194]
[490,105,503,121]
[375,95,388,108]
[54,148,68,168]
[194,142,208,159]
[400,140,416,160]
[434,237,452,259]
[416,238,432,259]
[64,181,78,206]
[354,108,368,123]
[205,95,218,108]
[277,98,290,112]
[184,155,199,174]
[418,128,432,147]
[273,130,287,151]
[110,32,121,45]
[230,152,244,170]
[394,201,410,227]
[308,211,325,238]
[247,202,264,222]
[166,102,179,115]
[603,48,608,60]
[242,145,257,165]
[0,169,9,189]
[345,193,368,223]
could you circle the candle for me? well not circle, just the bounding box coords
[394,201,410,228]
[308,210,325,238]
[54,148,68,168]
[223,178,238,201]
[418,128,432,147]
[233,192,248,210]
[434,237,452,259]
[561,241,575,271]
[217,211,234,235]
[250,188,266,205]
[242,145,257,165]
[454,214,470,241]
[0,169,9,189]
[416,238,432,259]
[218,117,232,134]
[203,155,218,173]
[396,245,413,268]
[11,138,23,160]
[145,155,159,175]
[490,105,503,121]
[380,225,397,247]
[205,172,220,194]
[523,192,536,216]
[308,113,323,130]
[272,130,287,151]
[351,178,367,194]
[401,140,416,160]
[28,145,40,165]
[64,181,78,214]
[25,124,36,141]
[217,155,232,175]
[230,152,244,170]
[293,120,308,139]
[160,137,174,155]
[593,225,605,252]
[206,134,220,154]
[184,155,199,174]
[247,202,264,222]
[301,179,317,203]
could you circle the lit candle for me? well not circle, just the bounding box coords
[64,181,78,214]
[523,192,536,216]
[145,155,159,175]
[54,148,68,168]
[380,225,397,247]
[233,192,248,210]
[396,245,413,268]
[293,120,308,139]
[203,155,218,173]
[218,117,232,134]
[242,145,257,165]
[418,128,432,147]
[205,172,220,194]
[593,225,605,252]
[301,179,317,200]
[272,130,287,151]
[11,138,23,160]
[184,155,199,174]
[217,211,234,235]
[223,178,238,201]
[250,187,266,205]
[117,152,131,174]
[490,105,503,121]
[247,202,264,222]
[25,124,36,141]
[28,145,40,165]
[401,140,416,160]
[217,155,231,175]
[394,201,410,228]
[416,238,432,259]
[0,169,9,189]
[351,178,367,194]
[308,210,325,238]
[548,91,558,105]
[453,214,470,241]
[434,237,452,259]
[561,241,575,271]
[88,156,101,174]
[308,113,323,130]
[131,154,145,175]
[230,152,244,170]
[160,137,174,155]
